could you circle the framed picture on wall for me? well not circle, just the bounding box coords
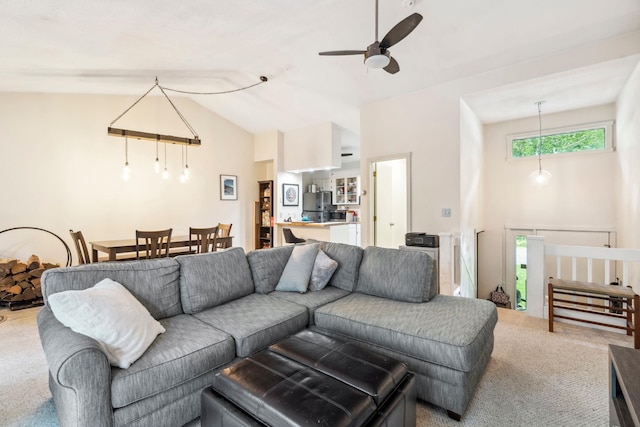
[220,175,238,200]
[282,183,299,206]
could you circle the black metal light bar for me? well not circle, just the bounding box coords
[107,127,201,146]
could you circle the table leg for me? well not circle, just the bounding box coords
[92,248,99,263]
[109,250,116,262]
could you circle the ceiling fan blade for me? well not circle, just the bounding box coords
[319,50,366,56]
[380,13,423,49]
[383,57,400,74]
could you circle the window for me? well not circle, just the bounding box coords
[508,120,614,159]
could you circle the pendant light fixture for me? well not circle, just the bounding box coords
[154,139,160,174]
[179,147,187,183]
[529,101,552,185]
[162,142,169,180]
[184,146,190,180]
[122,136,130,181]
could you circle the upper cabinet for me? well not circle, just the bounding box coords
[334,175,360,205]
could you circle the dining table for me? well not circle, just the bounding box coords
[90,234,234,262]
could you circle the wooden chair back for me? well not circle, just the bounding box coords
[216,223,233,249]
[136,229,172,259]
[189,226,218,253]
[69,229,91,264]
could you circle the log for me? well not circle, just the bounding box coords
[42,263,59,269]
[31,277,41,288]
[0,276,15,288]
[21,287,36,301]
[7,284,22,295]
[12,272,29,283]
[0,260,18,270]
[29,268,45,278]
[18,281,31,290]
[11,263,27,275]
[26,254,40,271]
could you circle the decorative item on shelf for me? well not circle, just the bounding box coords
[220,175,238,200]
[529,101,552,186]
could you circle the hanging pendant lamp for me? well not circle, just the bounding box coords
[529,101,552,185]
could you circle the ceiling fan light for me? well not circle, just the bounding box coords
[365,53,390,69]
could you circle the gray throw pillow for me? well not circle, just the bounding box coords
[309,250,338,291]
[275,243,319,293]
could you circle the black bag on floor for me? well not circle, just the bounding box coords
[490,285,510,305]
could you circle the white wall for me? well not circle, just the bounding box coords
[459,99,484,297]
[616,62,640,289]
[0,93,256,265]
[479,104,617,299]
[360,87,461,247]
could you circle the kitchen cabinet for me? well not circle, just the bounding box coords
[255,180,274,249]
[333,175,360,205]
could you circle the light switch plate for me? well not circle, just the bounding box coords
[441,208,451,217]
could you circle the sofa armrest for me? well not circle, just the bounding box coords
[38,306,113,427]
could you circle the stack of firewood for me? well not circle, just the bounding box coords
[0,255,59,310]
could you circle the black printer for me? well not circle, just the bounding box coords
[405,232,439,248]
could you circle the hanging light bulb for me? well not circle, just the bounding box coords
[179,146,187,183]
[154,139,160,174]
[162,142,169,180]
[122,136,130,181]
[529,101,552,186]
[184,146,190,180]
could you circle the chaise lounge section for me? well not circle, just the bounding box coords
[38,242,497,426]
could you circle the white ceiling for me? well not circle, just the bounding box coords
[1,0,639,145]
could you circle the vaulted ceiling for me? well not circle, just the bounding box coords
[1,0,639,143]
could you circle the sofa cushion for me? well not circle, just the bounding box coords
[194,293,308,357]
[247,246,294,294]
[48,278,165,369]
[356,246,437,302]
[111,313,235,408]
[314,293,497,372]
[269,286,350,325]
[309,250,339,291]
[41,258,182,320]
[176,248,254,314]
[275,243,319,293]
[318,242,363,292]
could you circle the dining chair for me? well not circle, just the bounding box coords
[136,228,172,259]
[69,229,91,264]
[283,228,306,245]
[189,226,219,253]
[216,223,233,249]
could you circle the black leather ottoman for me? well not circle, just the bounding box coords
[202,330,416,427]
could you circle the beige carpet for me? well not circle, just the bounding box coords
[0,306,633,427]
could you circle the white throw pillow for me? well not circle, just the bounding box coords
[48,278,165,369]
[275,243,319,293]
[309,250,338,291]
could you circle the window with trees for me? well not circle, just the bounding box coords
[508,121,613,159]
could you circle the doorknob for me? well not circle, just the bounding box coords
[390,223,395,226]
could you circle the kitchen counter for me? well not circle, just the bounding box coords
[275,222,361,246]
[276,221,356,227]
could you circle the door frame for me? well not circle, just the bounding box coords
[368,153,412,247]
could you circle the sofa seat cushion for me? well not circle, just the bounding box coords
[111,314,235,408]
[314,293,497,372]
[194,294,308,357]
[269,286,350,325]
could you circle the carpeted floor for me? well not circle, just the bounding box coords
[0,306,633,426]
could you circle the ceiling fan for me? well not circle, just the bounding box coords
[319,0,423,74]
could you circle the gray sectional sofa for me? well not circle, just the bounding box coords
[37,242,497,427]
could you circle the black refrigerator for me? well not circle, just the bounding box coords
[302,191,335,223]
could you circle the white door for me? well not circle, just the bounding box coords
[371,156,410,248]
